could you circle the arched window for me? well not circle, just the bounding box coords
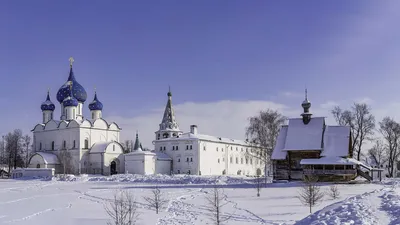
[113,145,115,151]
[84,139,89,149]
[63,140,66,149]
[236,157,238,164]
[51,141,55,150]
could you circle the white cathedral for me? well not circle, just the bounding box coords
[29,58,125,175]
[28,58,265,177]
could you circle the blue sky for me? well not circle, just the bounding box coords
[2,1,400,147]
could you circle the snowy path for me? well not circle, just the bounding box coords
[295,181,400,225]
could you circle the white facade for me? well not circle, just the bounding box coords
[29,59,124,175]
[151,90,265,176]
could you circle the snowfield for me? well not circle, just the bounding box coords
[0,174,397,225]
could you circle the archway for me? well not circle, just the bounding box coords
[256,168,262,176]
[36,164,40,168]
[110,161,117,175]
[237,170,242,175]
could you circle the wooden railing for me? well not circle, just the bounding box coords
[303,169,357,175]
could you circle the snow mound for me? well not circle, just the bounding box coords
[295,190,381,225]
[53,174,269,185]
[380,189,400,224]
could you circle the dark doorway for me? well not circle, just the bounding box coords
[110,161,117,175]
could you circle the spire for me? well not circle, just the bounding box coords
[133,131,142,151]
[69,57,74,68]
[160,88,179,130]
[301,88,312,124]
[167,85,172,97]
[46,88,51,101]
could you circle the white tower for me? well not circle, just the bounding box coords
[155,88,183,140]
[40,90,55,123]
[88,91,103,120]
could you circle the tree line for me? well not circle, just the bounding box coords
[245,102,400,178]
[0,129,32,173]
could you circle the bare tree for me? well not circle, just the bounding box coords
[4,129,23,172]
[255,175,262,197]
[143,186,168,214]
[298,176,324,214]
[22,135,31,168]
[328,185,340,199]
[331,103,375,160]
[368,139,388,168]
[58,149,73,175]
[245,109,286,184]
[379,117,400,177]
[123,140,133,153]
[205,185,231,225]
[104,190,139,225]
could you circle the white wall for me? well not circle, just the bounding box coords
[156,160,171,174]
[154,138,266,176]
[12,168,55,179]
[125,153,156,175]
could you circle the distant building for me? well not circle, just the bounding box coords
[271,90,373,181]
[29,58,125,175]
[151,89,265,176]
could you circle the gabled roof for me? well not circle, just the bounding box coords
[283,117,325,151]
[271,125,288,160]
[321,126,350,157]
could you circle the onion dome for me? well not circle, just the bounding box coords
[41,90,55,111]
[63,83,79,107]
[88,91,103,111]
[56,57,87,103]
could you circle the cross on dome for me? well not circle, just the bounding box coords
[69,57,74,67]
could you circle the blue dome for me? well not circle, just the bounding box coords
[63,83,79,107]
[63,98,79,107]
[88,92,103,111]
[56,67,87,103]
[41,91,55,111]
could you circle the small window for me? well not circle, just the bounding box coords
[188,170,191,174]
[236,157,238,164]
[190,145,192,150]
[73,140,76,148]
[190,158,193,162]
[36,164,40,168]
[63,140,66,149]
[177,170,180,174]
[84,139,89,149]
[173,146,175,150]
[203,146,206,151]
[113,145,115,151]
[178,158,180,162]
[187,158,189,162]
[218,159,220,163]
[230,157,233,163]
[250,159,253,165]
[241,158,243,164]
[176,146,179,150]
[160,146,162,151]
[39,142,42,150]
[51,141,55,150]
[216,147,218,152]
[222,158,225,162]
[241,148,243,152]
[245,158,248,164]
[163,146,166,151]
[236,147,238,151]
[231,147,232,150]
[186,145,189,150]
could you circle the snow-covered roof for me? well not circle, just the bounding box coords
[34,152,60,164]
[125,150,154,155]
[300,157,356,165]
[153,151,172,161]
[321,126,350,157]
[271,126,288,160]
[157,132,256,147]
[90,142,114,153]
[283,117,325,151]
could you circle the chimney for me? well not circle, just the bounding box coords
[190,125,198,135]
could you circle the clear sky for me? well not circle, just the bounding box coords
[2,1,400,147]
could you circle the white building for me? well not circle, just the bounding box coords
[29,58,125,175]
[151,90,265,176]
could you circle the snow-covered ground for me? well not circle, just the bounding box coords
[0,174,397,225]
